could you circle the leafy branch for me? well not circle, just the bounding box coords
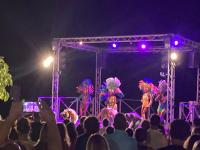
[0,57,13,101]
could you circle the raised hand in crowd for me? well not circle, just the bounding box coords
[38,101,63,150]
[0,101,23,145]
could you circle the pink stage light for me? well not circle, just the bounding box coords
[174,40,179,46]
[141,44,146,49]
[112,43,117,48]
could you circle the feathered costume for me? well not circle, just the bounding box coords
[139,80,156,119]
[155,80,167,119]
[98,77,124,122]
[76,79,94,116]
[100,77,124,110]
[61,108,78,124]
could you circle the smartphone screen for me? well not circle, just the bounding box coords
[23,102,40,112]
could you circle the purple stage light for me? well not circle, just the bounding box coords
[112,43,117,48]
[174,40,179,46]
[141,44,146,49]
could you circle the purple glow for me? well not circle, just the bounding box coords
[174,40,179,46]
[141,44,146,49]
[112,43,117,48]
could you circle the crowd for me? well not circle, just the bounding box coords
[1,101,200,150]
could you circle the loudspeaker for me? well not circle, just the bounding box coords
[97,52,107,68]
[188,52,199,68]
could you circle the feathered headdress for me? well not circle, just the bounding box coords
[158,80,167,94]
[138,80,158,94]
[76,78,94,95]
[105,77,121,91]
[100,77,124,101]
[138,80,151,91]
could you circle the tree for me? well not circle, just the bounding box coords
[0,57,13,101]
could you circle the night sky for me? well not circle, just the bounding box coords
[0,0,200,116]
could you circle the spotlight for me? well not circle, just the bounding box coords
[170,52,178,61]
[174,40,179,46]
[141,44,146,49]
[112,43,117,48]
[43,56,54,68]
[79,41,83,45]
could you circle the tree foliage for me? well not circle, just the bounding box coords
[0,57,13,101]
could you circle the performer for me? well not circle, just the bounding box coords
[98,77,124,122]
[61,108,78,124]
[76,79,94,116]
[103,77,124,110]
[155,80,167,120]
[138,80,154,119]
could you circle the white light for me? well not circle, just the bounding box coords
[79,41,83,45]
[174,40,179,46]
[52,46,56,51]
[170,52,178,61]
[112,43,117,48]
[141,44,146,49]
[43,56,54,68]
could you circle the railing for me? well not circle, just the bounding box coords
[38,96,142,119]
[179,101,200,122]
[118,99,141,113]
[179,102,191,121]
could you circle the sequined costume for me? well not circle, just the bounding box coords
[98,77,124,122]
[76,79,94,116]
[155,80,167,119]
[139,80,154,119]
[61,108,78,124]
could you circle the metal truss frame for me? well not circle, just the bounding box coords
[179,102,191,121]
[52,34,200,122]
[197,68,200,102]
[179,101,200,122]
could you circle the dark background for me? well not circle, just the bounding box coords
[0,0,200,117]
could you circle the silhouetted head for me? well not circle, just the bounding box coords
[113,113,127,131]
[16,117,30,135]
[150,114,160,128]
[84,116,99,134]
[135,128,147,143]
[86,134,109,150]
[125,128,133,137]
[103,119,109,128]
[170,119,191,143]
[106,126,114,135]
[141,120,150,130]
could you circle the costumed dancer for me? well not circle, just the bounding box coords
[138,80,155,120]
[98,77,124,122]
[76,79,94,116]
[104,77,124,110]
[61,108,79,124]
[155,80,167,120]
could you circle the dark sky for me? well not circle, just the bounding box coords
[0,0,200,101]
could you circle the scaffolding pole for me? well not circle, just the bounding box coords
[52,42,61,121]
[196,68,200,102]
